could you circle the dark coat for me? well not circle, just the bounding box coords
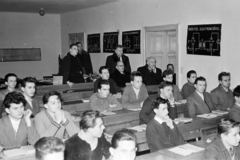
[137,65,163,85]
[77,50,93,75]
[110,69,130,87]
[105,53,131,74]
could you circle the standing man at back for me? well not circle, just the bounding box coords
[106,45,131,74]
[210,72,235,111]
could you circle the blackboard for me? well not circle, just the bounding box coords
[0,48,41,62]
[87,33,100,53]
[103,32,119,53]
[187,24,221,56]
[122,30,141,54]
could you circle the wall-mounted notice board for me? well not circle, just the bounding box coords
[103,32,119,53]
[122,30,141,54]
[87,33,101,53]
[0,48,41,62]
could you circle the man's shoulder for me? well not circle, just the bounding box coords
[35,110,47,118]
[211,85,221,93]
[137,65,147,71]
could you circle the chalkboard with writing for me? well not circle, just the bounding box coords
[87,33,101,53]
[122,30,141,54]
[103,32,119,53]
[187,24,221,56]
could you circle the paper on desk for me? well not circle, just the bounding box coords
[4,146,35,158]
[82,99,90,103]
[101,111,116,116]
[128,124,147,132]
[169,144,204,156]
[127,108,141,111]
[197,113,218,119]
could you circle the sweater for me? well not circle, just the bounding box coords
[210,84,235,110]
[181,82,196,99]
[94,78,122,94]
[122,84,149,109]
[229,104,240,122]
[90,93,123,112]
[65,133,111,160]
[34,110,79,138]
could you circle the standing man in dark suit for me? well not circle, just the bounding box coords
[137,57,163,85]
[106,45,131,74]
[59,44,85,86]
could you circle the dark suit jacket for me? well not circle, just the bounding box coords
[77,50,93,75]
[24,98,40,117]
[110,69,130,87]
[0,116,39,149]
[137,65,163,85]
[187,91,215,117]
[105,53,131,74]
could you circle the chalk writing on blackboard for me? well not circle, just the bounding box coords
[88,33,100,53]
[187,24,221,56]
[103,32,118,53]
[122,30,141,54]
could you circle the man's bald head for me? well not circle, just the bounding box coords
[146,57,156,68]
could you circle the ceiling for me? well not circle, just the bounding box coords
[0,0,118,14]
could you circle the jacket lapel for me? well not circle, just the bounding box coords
[193,91,205,104]
[15,119,26,146]
[3,116,17,147]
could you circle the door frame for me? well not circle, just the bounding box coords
[144,24,179,84]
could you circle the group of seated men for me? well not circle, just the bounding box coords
[0,43,240,160]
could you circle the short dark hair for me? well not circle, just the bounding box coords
[152,97,168,110]
[79,110,102,131]
[218,118,240,135]
[159,81,172,90]
[187,70,197,78]
[218,72,230,81]
[97,80,110,90]
[42,91,63,105]
[111,129,137,149]
[4,73,17,82]
[233,85,240,97]
[3,92,27,109]
[130,71,142,81]
[69,43,77,49]
[99,66,109,74]
[194,76,206,85]
[75,42,82,45]
[162,69,174,78]
[115,45,123,50]
[21,77,37,88]
[34,137,65,160]
[167,64,174,69]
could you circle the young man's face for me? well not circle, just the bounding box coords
[222,127,240,147]
[6,103,24,120]
[115,48,123,57]
[5,76,17,89]
[188,73,197,85]
[110,140,136,160]
[194,80,206,93]
[21,82,36,97]
[98,84,110,98]
[116,61,124,73]
[42,152,64,160]
[163,74,173,83]
[131,76,142,90]
[44,95,62,113]
[100,69,110,80]
[154,103,169,119]
[160,86,173,99]
[69,46,78,56]
[89,118,105,138]
[220,76,231,89]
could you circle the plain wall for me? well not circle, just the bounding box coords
[61,0,240,91]
[0,12,61,79]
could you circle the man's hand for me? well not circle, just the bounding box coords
[24,109,32,127]
[168,94,175,107]
[67,81,74,88]
[109,104,117,108]
[55,110,64,124]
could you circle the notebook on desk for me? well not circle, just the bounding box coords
[168,144,204,156]
[4,146,35,158]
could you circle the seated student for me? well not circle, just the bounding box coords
[181,70,197,99]
[203,119,240,160]
[137,57,163,85]
[0,73,19,118]
[167,64,176,85]
[122,71,148,109]
[94,66,122,99]
[21,77,40,117]
[162,69,185,103]
[110,61,130,87]
[211,72,235,111]
[109,129,137,160]
[0,92,39,149]
[187,77,215,117]
[229,85,240,122]
[146,97,185,152]
[34,137,65,160]
[140,81,176,124]
[65,110,111,160]
[90,80,123,112]
[35,91,79,138]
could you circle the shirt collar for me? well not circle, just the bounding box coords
[132,85,140,92]
[219,84,229,92]
[154,116,164,124]
[24,94,32,102]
